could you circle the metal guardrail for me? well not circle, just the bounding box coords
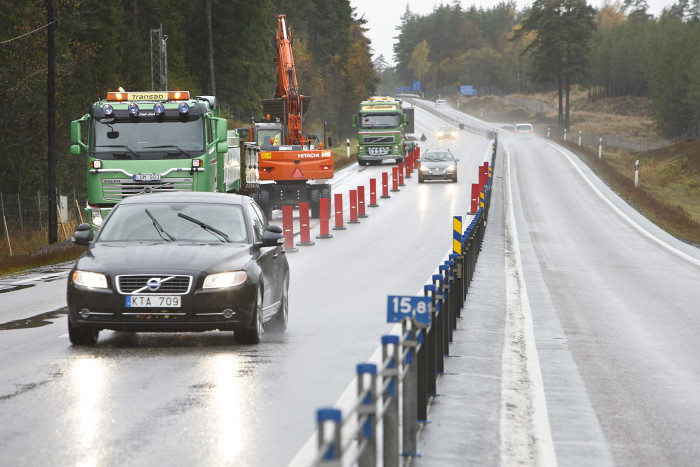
[308,139,497,466]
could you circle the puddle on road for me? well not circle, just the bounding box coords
[0,307,68,331]
[0,284,35,294]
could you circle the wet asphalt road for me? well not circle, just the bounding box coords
[0,106,485,466]
[3,102,700,466]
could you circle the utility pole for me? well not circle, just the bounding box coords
[47,0,57,244]
[150,24,168,91]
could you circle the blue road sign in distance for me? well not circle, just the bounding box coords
[387,295,431,325]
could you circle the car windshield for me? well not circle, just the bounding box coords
[97,202,249,243]
[515,124,532,131]
[91,115,205,159]
[423,152,453,162]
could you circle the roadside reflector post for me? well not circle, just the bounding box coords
[316,197,333,239]
[635,160,639,187]
[578,130,582,147]
[398,162,405,186]
[356,363,378,466]
[333,193,346,230]
[369,178,379,207]
[391,167,400,192]
[297,202,315,246]
[599,138,603,159]
[357,185,368,218]
[381,172,391,199]
[564,128,567,141]
[282,205,298,252]
[348,189,360,224]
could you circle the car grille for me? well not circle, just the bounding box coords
[367,146,391,156]
[430,168,446,175]
[102,178,193,202]
[116,275,193,295]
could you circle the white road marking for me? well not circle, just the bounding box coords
[501,145,557,466]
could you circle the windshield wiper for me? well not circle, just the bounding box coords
[145,209,175,241]
[95,145,141,158]
[177,213,230,243]
[144,145,195,158]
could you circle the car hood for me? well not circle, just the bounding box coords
[75,242,254,276]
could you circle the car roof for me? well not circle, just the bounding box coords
[118,192,247,206]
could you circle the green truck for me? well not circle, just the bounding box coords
[70,90,259,231]
[353,96,414,166]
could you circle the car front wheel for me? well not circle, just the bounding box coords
[68,318,99,346]
[236,287,263,344]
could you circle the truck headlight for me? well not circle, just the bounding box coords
[91,207,103,227]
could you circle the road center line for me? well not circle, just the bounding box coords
[501,145,557,466]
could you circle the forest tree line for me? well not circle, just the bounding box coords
[388,0,700,137]
[0,0,376,196]
[1,0,699,198]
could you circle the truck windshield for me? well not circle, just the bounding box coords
[359,113,400,129]
[91,115,205,159]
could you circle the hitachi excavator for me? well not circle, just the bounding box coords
[239,14,334,219]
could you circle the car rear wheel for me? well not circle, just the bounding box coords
[236,287,263,344]
[68,318,99,346]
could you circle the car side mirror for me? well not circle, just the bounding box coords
[254,225,284,249]
[71,223,92,246]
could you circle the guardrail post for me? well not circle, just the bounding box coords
[382,335,400,467]
[432,274,446,373]
[357,363,377,467]
[438,265,450,358]
[444,260,455,350]
[402,319,420,457]
[449,253,462,334]
[317,408,342,465]
[423,284,437,396]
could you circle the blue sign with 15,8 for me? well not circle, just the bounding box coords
[387,295,431,325]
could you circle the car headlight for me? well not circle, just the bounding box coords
[72,270,108,289]
[203,271,247,289]
[420,165,429,172]
[446,164,456,172]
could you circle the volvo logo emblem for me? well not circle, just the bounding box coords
[146,278,162,291]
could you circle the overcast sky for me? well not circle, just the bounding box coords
[349,0,677,66]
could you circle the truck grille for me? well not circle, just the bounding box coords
[364,136,394,144]
[368,146,391,156]
[116,275,193,295]
[102,178,193,202]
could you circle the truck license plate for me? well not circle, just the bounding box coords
[126,295,181,308]
[133,173,161,181]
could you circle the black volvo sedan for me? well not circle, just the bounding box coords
[67,192,289,345]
